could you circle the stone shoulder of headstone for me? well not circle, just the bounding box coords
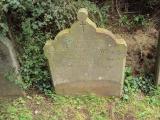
[44,8,127,96]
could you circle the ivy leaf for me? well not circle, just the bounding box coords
[2,4,9,12]
[0,23,8,32]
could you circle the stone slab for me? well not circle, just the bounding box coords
[0,38,24,97]
[44,8,127,96]
[156,31,160,85]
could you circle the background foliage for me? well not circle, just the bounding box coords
[0,0,109,91]
[0,0,159,92]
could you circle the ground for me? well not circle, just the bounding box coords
[0,90,160,120]
[112,26,158,76]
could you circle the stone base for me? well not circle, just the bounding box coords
[55,80,122,96]
[0,75,25,98]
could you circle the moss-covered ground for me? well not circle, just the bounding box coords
[0,88,160,120]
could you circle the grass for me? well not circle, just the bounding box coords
[0,88,160,120]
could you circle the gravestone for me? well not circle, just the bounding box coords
[156,31,160,85]
[0,37,24,97]
[44,8,127,96]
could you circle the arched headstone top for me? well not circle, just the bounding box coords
[44,8,127,56]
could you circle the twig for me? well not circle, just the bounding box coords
[116,0,122,18]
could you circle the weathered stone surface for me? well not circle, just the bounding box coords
[0,37,24,97]
[44,8,127,96]
[156,32,160,85]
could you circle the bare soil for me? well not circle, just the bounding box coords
[114,28,158,75]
